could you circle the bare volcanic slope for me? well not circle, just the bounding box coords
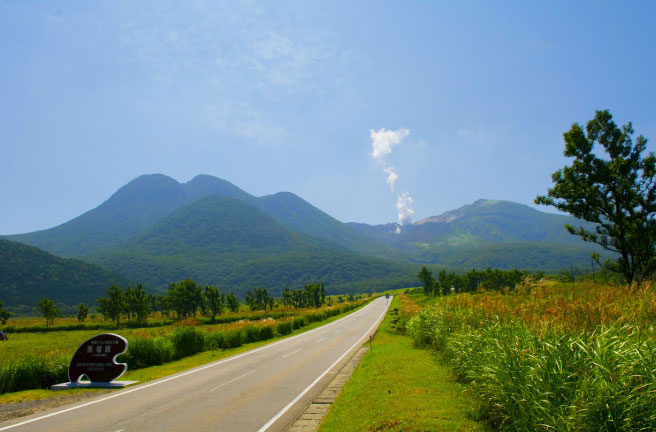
[348,199,603,271]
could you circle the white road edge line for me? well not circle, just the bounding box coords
[210,369,256,392]
[256,296,392,432]
[314,337,327,344]
[0,299,380,431]
[282,348,303,359]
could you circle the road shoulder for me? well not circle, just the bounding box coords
[317,295,488,431]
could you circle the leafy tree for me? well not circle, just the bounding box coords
[131,283,152,322]
[0,300,9,325]
[167,278,204,318]
[38,297,59,326]
[281,287,292,308]
[244,290,257,311]
[150,295,163,317]
[204,285,224,321]
[226,292,240,313]
[77,303,89,322]
[124,285,135,320]
[536,110,656,284]
[97,285,127,327]
[418,266,435,296]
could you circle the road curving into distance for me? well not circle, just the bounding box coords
[0,296,391,432]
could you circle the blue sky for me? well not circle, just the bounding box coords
[2,1,655,234]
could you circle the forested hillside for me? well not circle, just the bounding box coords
[84,196,416,295]
[0,239,128,306]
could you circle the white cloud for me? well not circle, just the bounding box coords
[396,191,415,225]
[370,127,410,162]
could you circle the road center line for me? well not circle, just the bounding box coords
[282,348,303,359]
[257,297,391,432]
[315,337,327,344]
[210,369,256,392]
[0,299,379,432]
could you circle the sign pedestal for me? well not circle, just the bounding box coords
[51,333,137,390]
[51,380,138,390]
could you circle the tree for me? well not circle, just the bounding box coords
[97,285,127,328]
[77,303,89,322]
[167,279,204,318]
[244,290,257,311]
[204,285,224,321]
[131,283,152,322]
[226,292,240,313]
[536,110,656,284]
[38,297,59,326]
[417,266,435,296]
[0,300,9,325]
[281,287,292,308]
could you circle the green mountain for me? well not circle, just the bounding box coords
[348,199,605,270]
[3,176,613,306]
[85,196,414,295]
[6,174,388,259]
[0,239,128,307]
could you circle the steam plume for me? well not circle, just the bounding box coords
[396,192,415,225]
[369,127,415,229]
[370,128,410,162]
[383,167,398,191]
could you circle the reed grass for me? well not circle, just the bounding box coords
[407,281,656,431]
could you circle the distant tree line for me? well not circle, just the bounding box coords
[92,280,335,327]
[93,279,244,327]
[280,283,326,309]
[417,267,542,296]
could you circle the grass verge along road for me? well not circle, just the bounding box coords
[318,295,487,432]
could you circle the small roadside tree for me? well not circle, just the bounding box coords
[167,279,204,318]
[77,303,89,322]
[536,110,656,284]
[38,297,59,326]
[204,285,224,321]
[417,266,435,296]
[0,300,10,325]
[226,292,240,313]
[132,283,152,322]
[97,285,127,328]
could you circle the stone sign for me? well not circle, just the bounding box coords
[52,333,137,390]
[68,333,128,383]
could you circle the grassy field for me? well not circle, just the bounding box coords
[318,295,487,432]
[407,279,656,431]
[0,299,369,399]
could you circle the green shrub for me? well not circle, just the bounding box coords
[120,337,174,369]
[291,316,308,330]
[0,357,68,394]
[206,332,227,350]
[225,330,243,348]
[171,326,205,359]
[259,325,274,340]
[276,321,292,335]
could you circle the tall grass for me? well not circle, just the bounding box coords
[407,281,656,431]
[0,299,368,394]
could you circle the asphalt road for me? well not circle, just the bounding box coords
[0,297,391,432]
